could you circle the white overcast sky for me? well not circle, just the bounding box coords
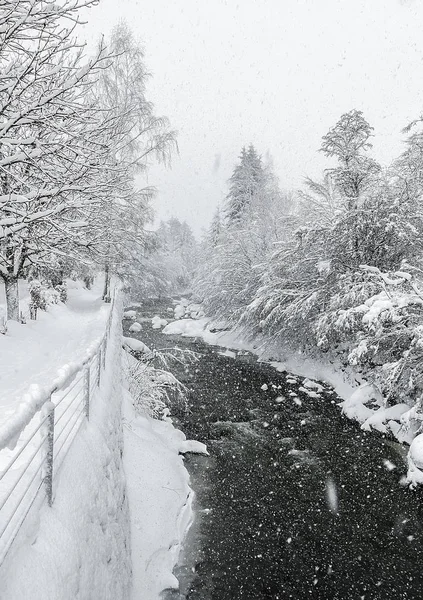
[82,0,423,236]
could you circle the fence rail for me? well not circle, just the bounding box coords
[0,293,116,566]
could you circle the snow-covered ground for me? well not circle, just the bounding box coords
[0,285,131,600]
[123,390,196,598]
[0,279,110,435]
[0,285,201,598]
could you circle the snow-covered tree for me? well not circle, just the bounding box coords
[131,218,198,298]
[320,109,380,209]
[225,145,267,225]
[89,22,177,299]
[0,0,118,319]
[0,8,176,318]
[193,147,290,322]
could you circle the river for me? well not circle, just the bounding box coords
[124,299,423,600]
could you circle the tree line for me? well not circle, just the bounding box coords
[194,110,423,411]
[0,0,176,320]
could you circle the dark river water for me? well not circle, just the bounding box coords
[124,299,423,600]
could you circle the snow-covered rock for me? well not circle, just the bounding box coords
[152,315,168,329]
[298,386,321,399]
[129,321,142,332]
[123,337,151,355]
[340,383,384,422]
[174,303,187,319]
[407,433,423,488]
[179,440,209,455]
[303,378,324,393]
[123,310,137,320]
[173,300,205,321]
[163,318,207,338]
[361,403,410,433]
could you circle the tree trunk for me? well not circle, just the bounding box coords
[103,263,110,301]
[5,277,19,321]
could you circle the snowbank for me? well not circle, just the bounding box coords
[163,315,420,468]
[122,392,197,597]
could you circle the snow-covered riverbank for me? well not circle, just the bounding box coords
[162,298,423,487]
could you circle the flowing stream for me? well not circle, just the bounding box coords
[124,299,423,600]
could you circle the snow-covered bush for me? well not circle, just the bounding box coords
[123,343,197,417]
[313,266,423,407]
[28,280,61,312]
[55,283,68,304]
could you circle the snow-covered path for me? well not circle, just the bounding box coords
[0,280,109,432]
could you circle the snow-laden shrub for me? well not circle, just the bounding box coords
[315,266,423,408]
[55,283,68,303]
[29,280,63,311]
[43,286,61,306]
[28,280,46,311]
[123,344,198,418]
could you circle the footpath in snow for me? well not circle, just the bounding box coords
[0,279,110,434]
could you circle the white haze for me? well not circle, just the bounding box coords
[82,0,423,235]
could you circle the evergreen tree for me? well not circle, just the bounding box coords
[209,207,223,246]
[225,145,266,225]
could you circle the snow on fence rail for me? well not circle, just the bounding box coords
[0,292,117,566]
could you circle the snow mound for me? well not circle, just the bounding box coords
[340,383,384,422]
[129,321,142,332]
[163,318,208,338]
[173,299,205,321]
[152,315,168,329]
[123,337,151,355]
[179,440,209,455]
[407,434,423,488]
[361,403,410,434]
[123,310,137,320]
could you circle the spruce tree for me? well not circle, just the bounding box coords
[225,145,265,225]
